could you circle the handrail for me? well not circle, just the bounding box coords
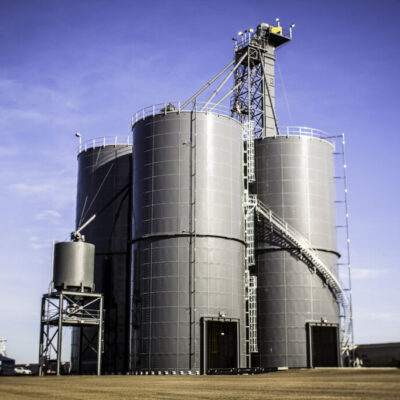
[77,135,132,154]
[132,101,233,125]
[252,196,352,346]
[281,126,336,145]
[235,29,291,51]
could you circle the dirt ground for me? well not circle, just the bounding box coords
[1,368,399,400]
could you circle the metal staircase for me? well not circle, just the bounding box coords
[253,197,352,347]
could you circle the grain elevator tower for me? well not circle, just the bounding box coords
[230,22,351,368]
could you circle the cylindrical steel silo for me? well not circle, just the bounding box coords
[132,110,245,374]
[252,133,340,368]
[71,142,132,373]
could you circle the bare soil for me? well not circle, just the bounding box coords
[1,368,399,400]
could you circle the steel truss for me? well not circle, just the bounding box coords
[39,290,103,376]
[232,50,266,138]
[231,31,288,137]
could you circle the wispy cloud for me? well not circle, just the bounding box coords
[0,78,91,129]
[351,268,388,280]
[0,146,19,157]
[29,242,52,250]
[357,311,398,322]
[6,174,75,209]
[35,209,62,220]
[0,108,47,123]
[8,182,54,196]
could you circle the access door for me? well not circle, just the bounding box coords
[308,324,339,367]
[204,320,238,371]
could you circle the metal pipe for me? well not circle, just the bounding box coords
[79,325,83,374]
[56,293,63,376]
[97,296,103,376]
[201,53,247,112]
[180,60,235,109]
[50,240,55,294]
[38,296,46,376]
[207,81,242,113]
[75,214,96,235]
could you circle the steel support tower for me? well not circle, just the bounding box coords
[39,290,103,376]
[231,23,292,366]
[231,22,292,137]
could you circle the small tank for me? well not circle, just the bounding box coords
[53,241,95,292]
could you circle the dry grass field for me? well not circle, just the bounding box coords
[1,368,399,400]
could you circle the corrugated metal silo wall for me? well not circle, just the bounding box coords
[71,144,132,373]
[252,136,340,368]
[132,111,245,372]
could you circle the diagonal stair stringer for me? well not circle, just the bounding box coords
[253,196,351,347]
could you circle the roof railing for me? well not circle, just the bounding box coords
[132,101,233,125]
[235,29,291,51]
[281,126,336,145]
[78,135,132,154]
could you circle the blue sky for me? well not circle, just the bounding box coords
[0,0,399,363]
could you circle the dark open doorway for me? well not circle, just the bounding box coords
[307,323,339,367]
[202,319,238,373]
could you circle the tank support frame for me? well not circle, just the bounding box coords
[38,290,103,376]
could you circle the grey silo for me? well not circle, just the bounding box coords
[71,143,132,373]
[252,135,340,368]
[132,111,245,373]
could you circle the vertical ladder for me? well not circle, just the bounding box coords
[334,133,353,347]
[243,120,258,365]
[189,102,197,370]
[248,275,258,353]
[244,120,255,183]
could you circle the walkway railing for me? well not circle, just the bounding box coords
[235,29,291,51]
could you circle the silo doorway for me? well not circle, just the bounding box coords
[202,318,239,373]
[307,323,339,367]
